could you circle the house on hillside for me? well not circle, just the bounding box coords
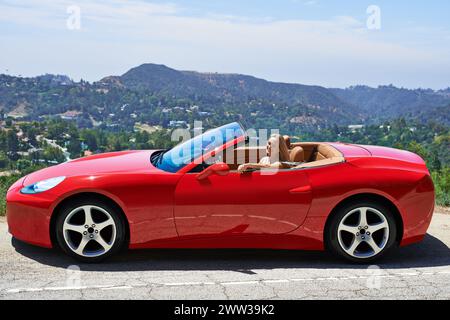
[169,120,187,128]
[348,125,365,133]
[59,110,81,120]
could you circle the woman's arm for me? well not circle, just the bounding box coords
[237,162,289,173]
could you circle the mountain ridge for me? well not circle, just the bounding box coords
[0,63,449,131]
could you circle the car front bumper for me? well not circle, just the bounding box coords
[6,182,54,248]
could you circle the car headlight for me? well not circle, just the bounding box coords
[20,176,66,194]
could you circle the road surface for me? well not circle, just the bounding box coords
[0,212,449,300]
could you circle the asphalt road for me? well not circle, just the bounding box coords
[0,212,449,300]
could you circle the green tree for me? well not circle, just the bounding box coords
[42,145,66,164]
[6,130,19,159]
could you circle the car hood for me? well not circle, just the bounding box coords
[23,150,160,186]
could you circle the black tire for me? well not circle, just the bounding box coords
[325,200,398,263]
[55,197,127,263]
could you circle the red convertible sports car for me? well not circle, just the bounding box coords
[6,122,435,263]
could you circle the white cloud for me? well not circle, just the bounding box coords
[0,0,449,88]
[0,0,179,28]
[290,0,318,6]
[303,1,318,6]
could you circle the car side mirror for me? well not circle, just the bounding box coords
[197,163,230,180]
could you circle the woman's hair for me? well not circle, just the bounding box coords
[269,134,290,162]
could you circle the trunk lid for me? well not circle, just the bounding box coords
[330,143,426,165]
[359,145,426,165]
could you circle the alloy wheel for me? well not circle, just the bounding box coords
[62,205,117,258]
[337,207,390,259]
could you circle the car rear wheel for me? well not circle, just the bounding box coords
[326,201,397,263]
[55,199,126,263]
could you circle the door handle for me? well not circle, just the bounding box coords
[289,185,312,194]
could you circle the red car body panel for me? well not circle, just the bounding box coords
[174,169,312,237]
[6,140,435,252]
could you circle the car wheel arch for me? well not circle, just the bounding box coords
[49,192,130,249]
[323,193,404,248]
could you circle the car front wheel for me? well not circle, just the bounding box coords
[326,201,397,263]
[55,199,126,263]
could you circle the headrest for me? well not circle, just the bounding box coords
[317,144,342,158]
[290,146,304,162]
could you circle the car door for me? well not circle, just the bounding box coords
[173,168,312,238]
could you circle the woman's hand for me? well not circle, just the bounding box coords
[237,164,250,174]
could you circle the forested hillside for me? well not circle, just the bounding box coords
[330,85,450,123]
[1,64,449,133]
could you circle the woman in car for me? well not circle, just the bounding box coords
[237,134,292,173]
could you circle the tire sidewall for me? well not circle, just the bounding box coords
[326,201,397,263]
[55,198,126,263]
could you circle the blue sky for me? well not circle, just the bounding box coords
[1,0,450,89]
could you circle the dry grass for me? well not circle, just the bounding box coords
[436,206,450,215]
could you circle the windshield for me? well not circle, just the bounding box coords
[153,122,245,173]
